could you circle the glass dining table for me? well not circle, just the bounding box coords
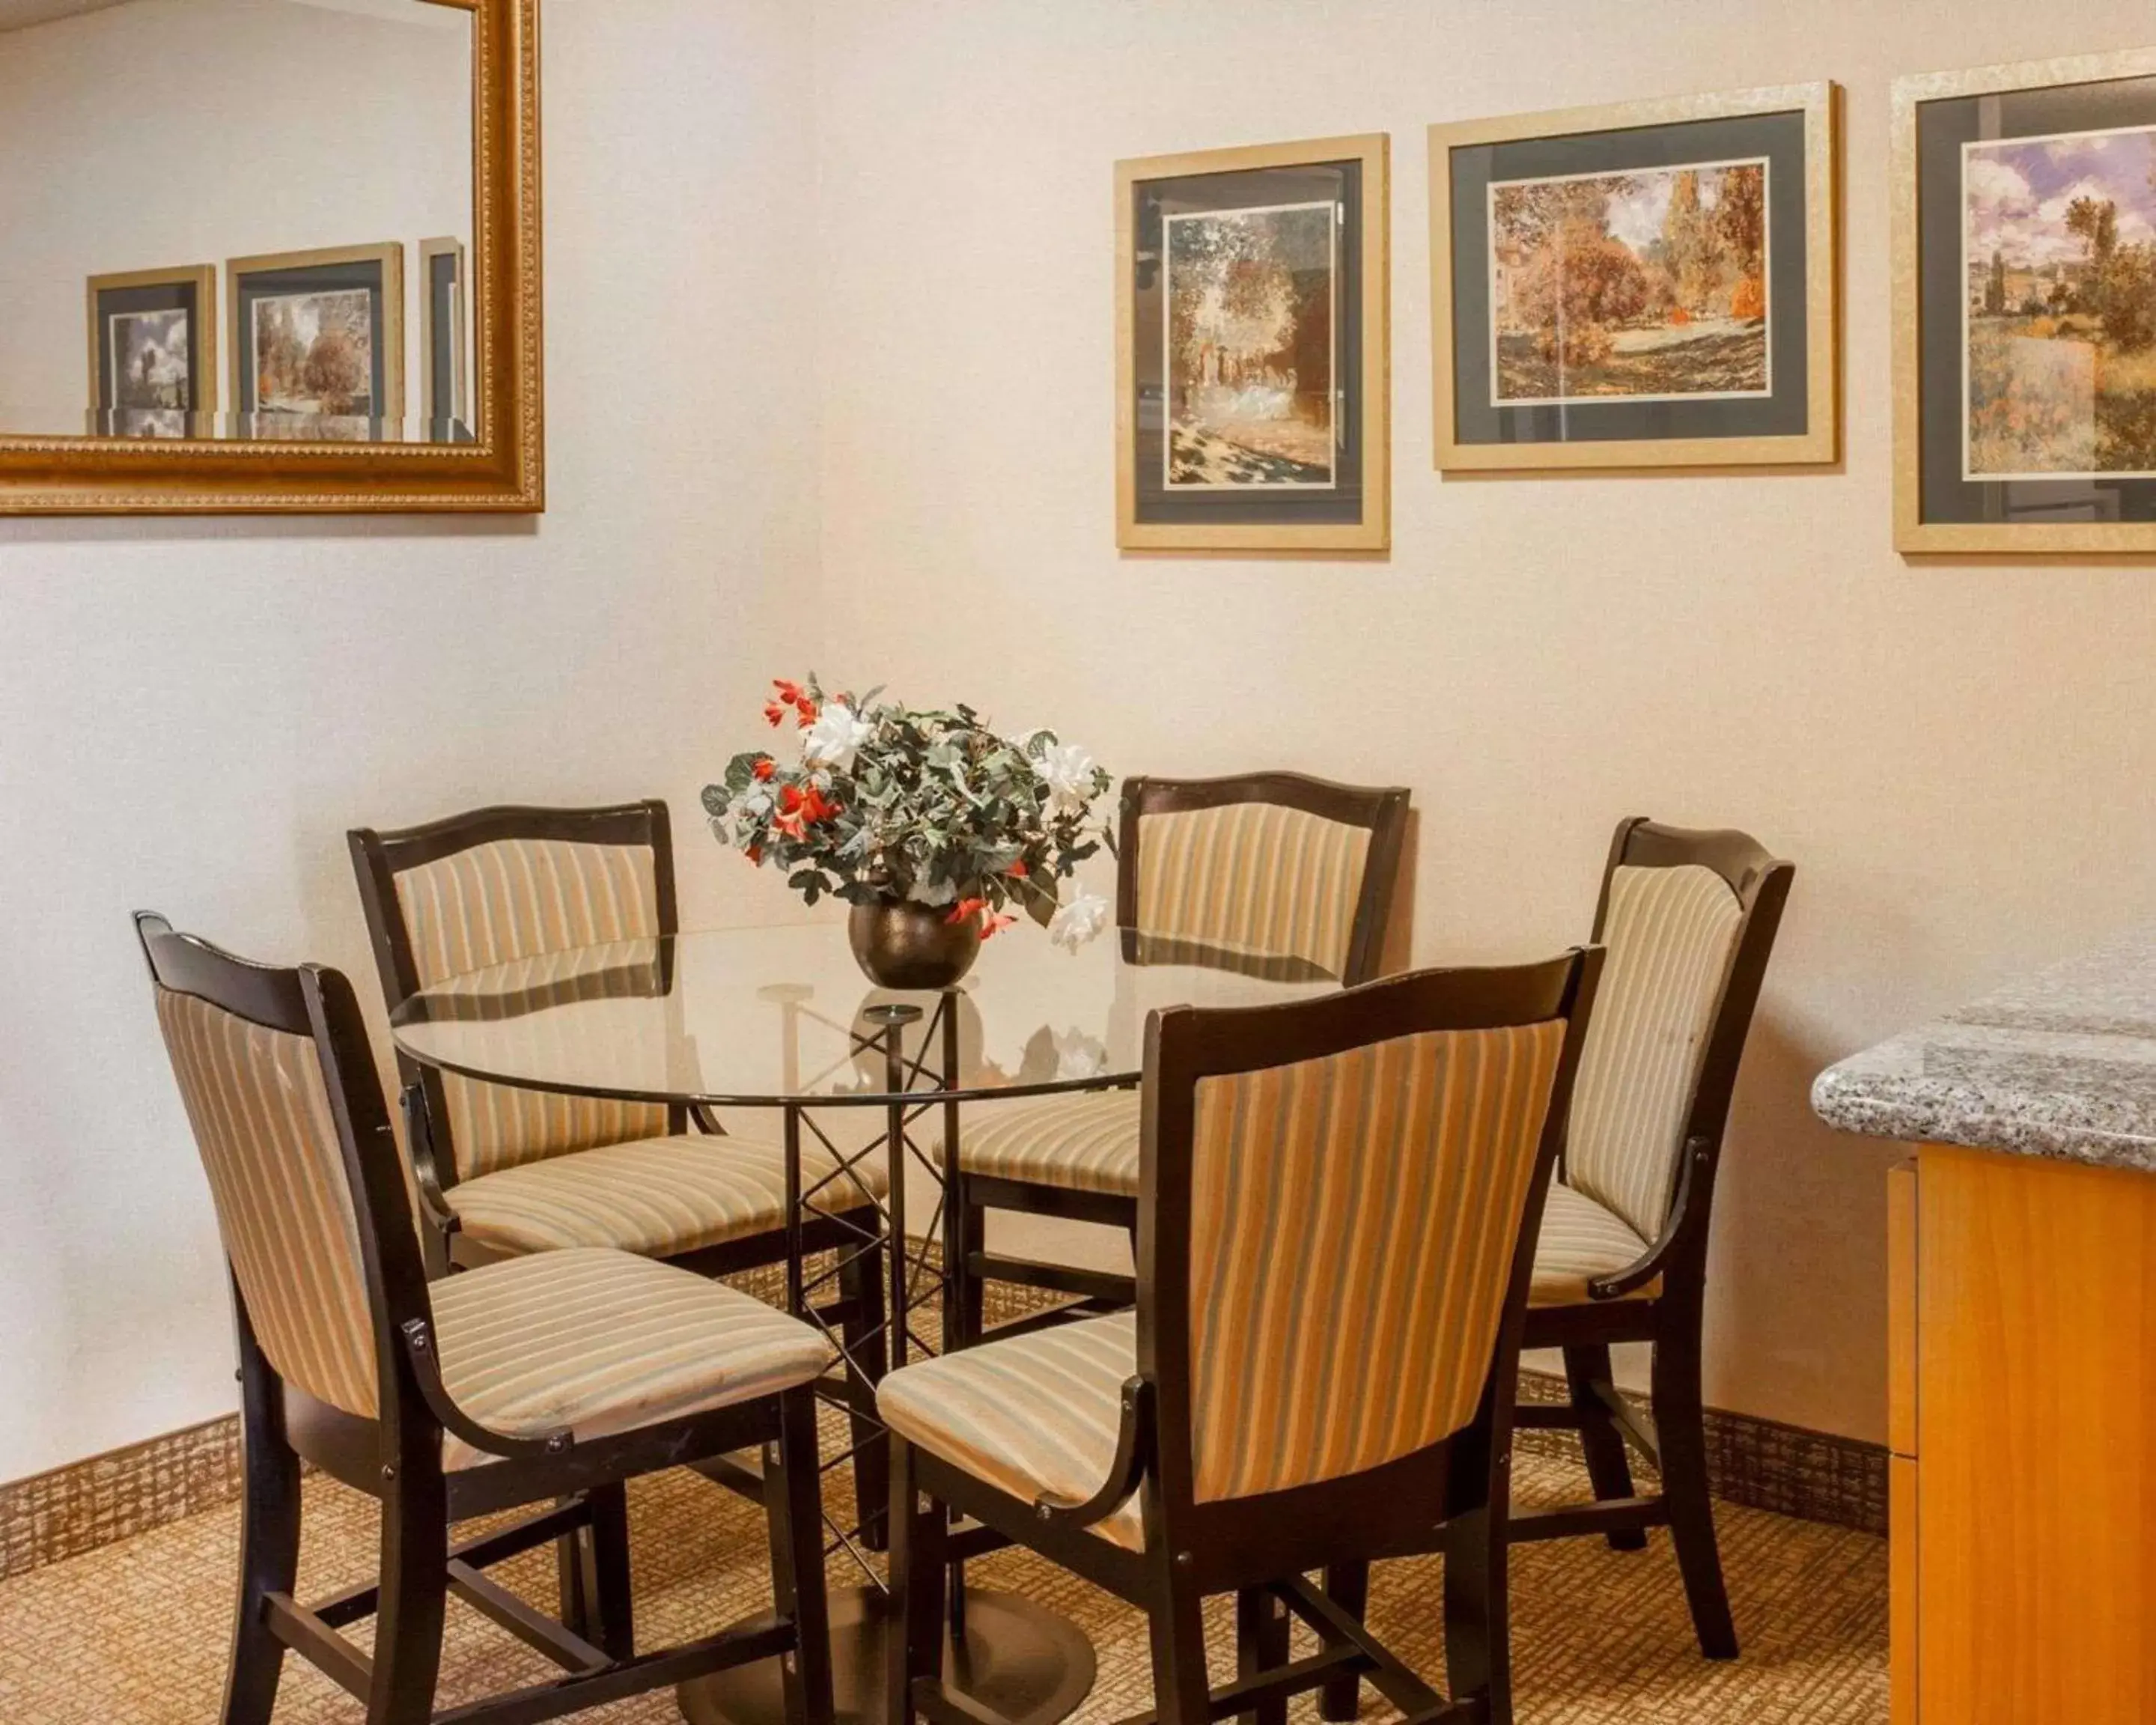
[388,919,1333,1725]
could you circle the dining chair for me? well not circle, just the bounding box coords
[883,948,1602,1725]
[1319,817,1793,1712]
[946,770,1410,1344]
[349,799,892,1534]
[135,912,838,1725]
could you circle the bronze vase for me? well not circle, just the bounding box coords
[847,894,981,990]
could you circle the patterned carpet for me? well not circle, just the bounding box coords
[0,1438,1885,1724]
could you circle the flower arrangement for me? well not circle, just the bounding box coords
[704,676,1115,950]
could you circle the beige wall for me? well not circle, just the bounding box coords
[809,0,2156,1444]
[0,0,820,1482]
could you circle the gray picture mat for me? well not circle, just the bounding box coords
[1131,159,1365,526]
[95,281,201,410]
[1917,75,2156,526]
[232,258,388,415]
[1447,109,1809,447]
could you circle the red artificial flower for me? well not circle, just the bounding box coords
[799,786,841,825]
[764,702,785,727]
[796,699,819,728]
[1005,859,1029,877]
[746,844,763,865]
[779,782,806,813]
[981,911,1017,940]
[752,757,776,781]
[773,678,806,707]
[947,897,987,926]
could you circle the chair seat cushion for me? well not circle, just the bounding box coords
[877,1312,1145,1551]
[952,1090,1142,1199]
[432,1247,834,1471]
[1532,1182,1658,1306]
[444,1131,888,1259]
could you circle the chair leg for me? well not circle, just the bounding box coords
[1235,1587,1289,1725]
[221,1348,301,1725]
[1147,1565,1212,1725]
[581,1482,636,1661]
[956,1186,987,1348]
[1564,1342,1647,1553]
[885,1438,947,1725]
[840,1242,891,1551]
[768,1388,836,1725]
[1442,1500,1513,1725]
[1653,1336,1738,1659]
[366,1474,449,1725]
[1316,1563,1367,1721]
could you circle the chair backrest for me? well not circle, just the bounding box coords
[135,913,427,1423]
[349,801,677,1182]
[1138,949,1600,1517]
[1565,818,1794,1241]
[1116,772,1410,985]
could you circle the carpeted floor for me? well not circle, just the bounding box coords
[0,1439,1886,1724]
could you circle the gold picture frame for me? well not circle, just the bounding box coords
[1892,47,2156,555]
[1429,82,1839,472]
[1115,133,1389,553]
[418,236,469,436]
[85,264,219,426]
[227,241,406,424]
[0,0,540,515]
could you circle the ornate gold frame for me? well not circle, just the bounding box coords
[226,241,406,422]
[1429,82,1839,473]
[0,0,540,515]
[85,264,219,418]
[1115,133,1390,553]
[1892,47,2156,555]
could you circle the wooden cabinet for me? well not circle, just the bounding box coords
[1891,1145,2156,1723]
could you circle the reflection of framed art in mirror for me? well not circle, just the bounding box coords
[418,235,469,440]
[228,243,405,426]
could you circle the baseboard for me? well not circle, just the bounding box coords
[1,1259,1884,1581]
[1517,1369,1888,1536]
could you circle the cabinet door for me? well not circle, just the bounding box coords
[1916,1143,2156,1723]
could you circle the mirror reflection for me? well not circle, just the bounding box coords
[0,0,475,445]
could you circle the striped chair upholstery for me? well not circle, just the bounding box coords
[1184,1020,1565,1503]
[1134,802,1375,979]
[954,1090,1143,1198]
[1562,864,1745,1241]
[1531,1183,1657,1306]
[392,836,671,1181]
[431,1248,836,1471]
[154,988,380,1420]
[877,1312,1145,1550]
[444,1134,882,1259]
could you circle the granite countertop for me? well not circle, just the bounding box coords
[1811,927,2156,1172]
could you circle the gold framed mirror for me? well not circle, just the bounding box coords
[0,0,540,515]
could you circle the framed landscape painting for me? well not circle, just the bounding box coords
[1116,133,1389,552]
[1430,84,1838,471]
[1894,47,2156,553]
[227,243,404,428]
[86,264,217,437]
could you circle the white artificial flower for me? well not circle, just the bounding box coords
[1046,886,1110,953]
[1038,741,1097,817]
[728,786,774,827]
[802,702,874,772]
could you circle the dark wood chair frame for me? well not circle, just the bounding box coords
[1319,818,1793,1709]
[135,913,836,1725]
[894,949,1603,1725]
[950,771,1410,1348]
[348,800,892,1539]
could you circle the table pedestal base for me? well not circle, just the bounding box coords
[678,1586,1095,1725]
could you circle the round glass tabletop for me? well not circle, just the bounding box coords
[388,922,1334,1108]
